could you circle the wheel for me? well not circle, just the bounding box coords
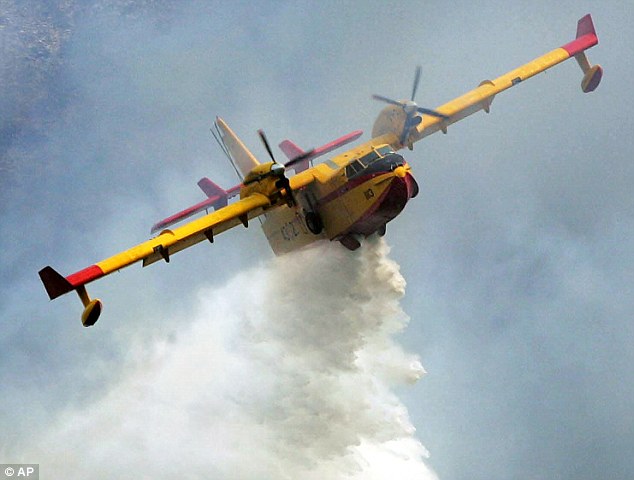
[305,211,323,235]
[377,224,386,237]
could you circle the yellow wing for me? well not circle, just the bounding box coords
[39,192,271,325]
[140,192,270,268]
[371,14,602,149]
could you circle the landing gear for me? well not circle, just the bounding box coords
[305,211,323,235]
[275,177,295,207]
[377,224,386,237]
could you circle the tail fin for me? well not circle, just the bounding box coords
[214,117,260,178]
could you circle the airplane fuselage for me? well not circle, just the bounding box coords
[262,146,418,253]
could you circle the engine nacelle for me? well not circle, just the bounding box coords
[371,104,409,140]
[240,162,289,204]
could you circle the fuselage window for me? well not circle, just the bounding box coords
[358,151,379,167]
[358,146,395,167]
[345,160,365,178]
[377,146,393,156]
[345,147,398,178]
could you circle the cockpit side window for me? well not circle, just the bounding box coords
[345,160,365,178]
[377,145,393,156]
[345,146,398,178]
[358,150,379,167]
[358,146,396,167]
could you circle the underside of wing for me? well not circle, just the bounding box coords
[141,193,270,267]
[39,193,272,302]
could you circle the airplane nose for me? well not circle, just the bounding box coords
[393,165,407,178]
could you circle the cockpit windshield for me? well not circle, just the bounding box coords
[358,145,394,167]
[345,146,397,178]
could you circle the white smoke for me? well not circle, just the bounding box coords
[30,237,437,479]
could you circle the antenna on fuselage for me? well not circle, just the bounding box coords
[210,120,243,181]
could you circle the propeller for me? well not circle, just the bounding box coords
[258,129,279,165]
[284,148,315,169]
[258,129,315,170]
[372,65,449,146]
[256,129,303,206]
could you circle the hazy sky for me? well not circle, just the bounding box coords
[2,1,633,479]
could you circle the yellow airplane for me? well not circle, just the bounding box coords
[39,14,602,327]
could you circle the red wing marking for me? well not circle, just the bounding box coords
[66,265,105,288]
[561,14,598,57]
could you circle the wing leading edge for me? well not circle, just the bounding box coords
[372,14,602,148]
[413,14,602,141]
[39,193,271,325]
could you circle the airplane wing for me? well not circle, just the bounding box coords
[39,192,271,326]
[371,14,602,148]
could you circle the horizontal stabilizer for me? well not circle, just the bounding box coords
[198,177,227,199]
[278,140,305,162]
[151,195,224,234]
[279,130,363,172]
[39,266,74,300]
[151,179,245,234]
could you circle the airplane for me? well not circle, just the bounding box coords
[39,14,603,327]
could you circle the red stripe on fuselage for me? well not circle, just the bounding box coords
[318,171,387,206]
[339,173,415,237]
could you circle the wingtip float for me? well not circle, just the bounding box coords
[40,14,602,327]
[39,266,103,326]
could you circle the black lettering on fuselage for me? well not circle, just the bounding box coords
[280,212,309,241]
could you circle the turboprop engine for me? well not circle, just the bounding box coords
[240,161,290,204]
[240,129,314,207]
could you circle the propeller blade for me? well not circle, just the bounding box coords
[415,106,449,119]
[371,94,404,107]
[411,65,422,101]
[258,129,277,163]
[399,117,411,146]
[372,65,448,146]
[284,149,316,169]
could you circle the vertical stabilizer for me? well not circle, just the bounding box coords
[214,117,260,178]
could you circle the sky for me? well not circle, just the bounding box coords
[1,1,633,479]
